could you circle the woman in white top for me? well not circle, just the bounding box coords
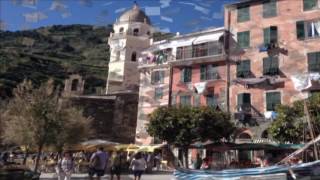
[56,152,74,180]
[130,152,147,180]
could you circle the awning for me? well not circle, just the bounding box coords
[234,77,267,85]
[194,82,207,94]
[193,32,224,45]
[171,37,196,47]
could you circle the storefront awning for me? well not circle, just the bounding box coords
[193,32,224,45]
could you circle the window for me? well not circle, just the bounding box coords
[296,20,320,40]
[308,51,320,72]
[180,95,191,106]
[131,52,137,62]
[237,93,251,111]
[194,95,200,107]
[237,5,250,22]
[237,31,250,48]
[119,27,124,34]
[303,0,318,11]
[263,56,279,75]
[237,60,251,78]
[200,64,219,81]
[133,28,139,36]
[71,79,79,91]
[180,67,192,83]
[154,87,163,100]
[263,0,277,18]
[266,92,281,111]
[116,51,120,61]
[264,26,278,46]
[151,71,165,84]
[206,94,217,107]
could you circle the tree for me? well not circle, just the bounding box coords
[1,79,92,172]
[268,93,320,143]
[147,106,234,168]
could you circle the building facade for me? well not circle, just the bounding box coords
[225,0,320,140]
[136,28,226,144]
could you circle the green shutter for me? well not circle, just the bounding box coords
[296,21,305,40]
[264,27,271,45]
[180,95,191,106]
[266,92,281,111]
[186,68,192,82]
[237,31,250,48]
[303,0,317,11]
[263,57,270,75]
[237,6,250,22]
[237,94,244,106]
[308,52,318,72]
[237,62,243,78]
[263,0,277,18]
[154,87,163,100]
[160,71,165,83]
[200,65,207,80]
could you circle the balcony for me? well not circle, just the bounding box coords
[170,43,225,66]
[234,104,266,126]
[138,54,172,69]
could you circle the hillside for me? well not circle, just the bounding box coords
[0,24,113,99]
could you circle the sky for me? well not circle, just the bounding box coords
[0,0,237,34]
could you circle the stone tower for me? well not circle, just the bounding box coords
[106,3,153,94]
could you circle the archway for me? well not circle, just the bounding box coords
[71,79,79,91]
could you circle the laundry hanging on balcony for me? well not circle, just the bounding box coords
[194,82,207,94]
[234,77,268,86]
[291,73,320,91]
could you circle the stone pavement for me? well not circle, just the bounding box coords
[40,172,175,180]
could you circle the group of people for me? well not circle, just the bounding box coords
[56,147,148,180]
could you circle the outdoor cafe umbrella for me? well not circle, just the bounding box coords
[81,139,119,151]
[137,144,165,152]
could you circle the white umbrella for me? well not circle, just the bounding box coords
[81,139,119,146]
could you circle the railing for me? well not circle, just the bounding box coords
[138,55,173,66]
[176,44,223,60]
[236,104,265,122]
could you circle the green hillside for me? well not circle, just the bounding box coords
[0,24,113,99]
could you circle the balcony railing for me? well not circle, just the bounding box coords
[176,44,223,60]
[138,55,173,67]
[235,104,266,123]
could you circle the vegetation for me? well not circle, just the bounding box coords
[147,106,235,167]
[268,93,320,144]
[0,24,113,99]
[0,79,92,172]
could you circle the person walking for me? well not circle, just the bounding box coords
[56,152,74,180]
[88,147,109,180]
[130,152,147,180]
[110,151,123,180]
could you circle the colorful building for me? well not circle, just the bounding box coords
[224,0,320,140]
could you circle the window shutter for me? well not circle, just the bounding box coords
[187,68,192,82]
[194,94,200,107]
[263,0,277,18]
[237,63,242,77]
[200,65,206,80]
[151,72,155,84]
[264,27,271,45]
[308,52,317,72]
[303,0,317,11]
[180,68,184,82]
[237,94,244,106]
[237,6,250,22]
[160,71,165,83]
[296,21,305,40]
[263,57,270,75]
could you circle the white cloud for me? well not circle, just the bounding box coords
[115,8,126,13]
[200,16,211,21]
[212,12,223,19]
[23,11,48,23]
[62,11,71,18]
[145,7,161,16]
[194,5,210,15]
[160,0,171,8]
[160,16,173,23]
[103,2,113,6]
[50,0,67,12]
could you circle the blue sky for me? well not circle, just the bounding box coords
[0,0,237,34]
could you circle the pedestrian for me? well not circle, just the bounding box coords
[130,152,147,180]
[56,152,74,180]
[110,151,123,180]
[88,147,109,180]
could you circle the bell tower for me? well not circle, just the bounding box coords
[106,3,153,94]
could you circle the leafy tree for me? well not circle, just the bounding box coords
[268,93,320,143]
[147,106,234,168]
[1,79,92,171]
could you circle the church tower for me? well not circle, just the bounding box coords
[106,3,153,94]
